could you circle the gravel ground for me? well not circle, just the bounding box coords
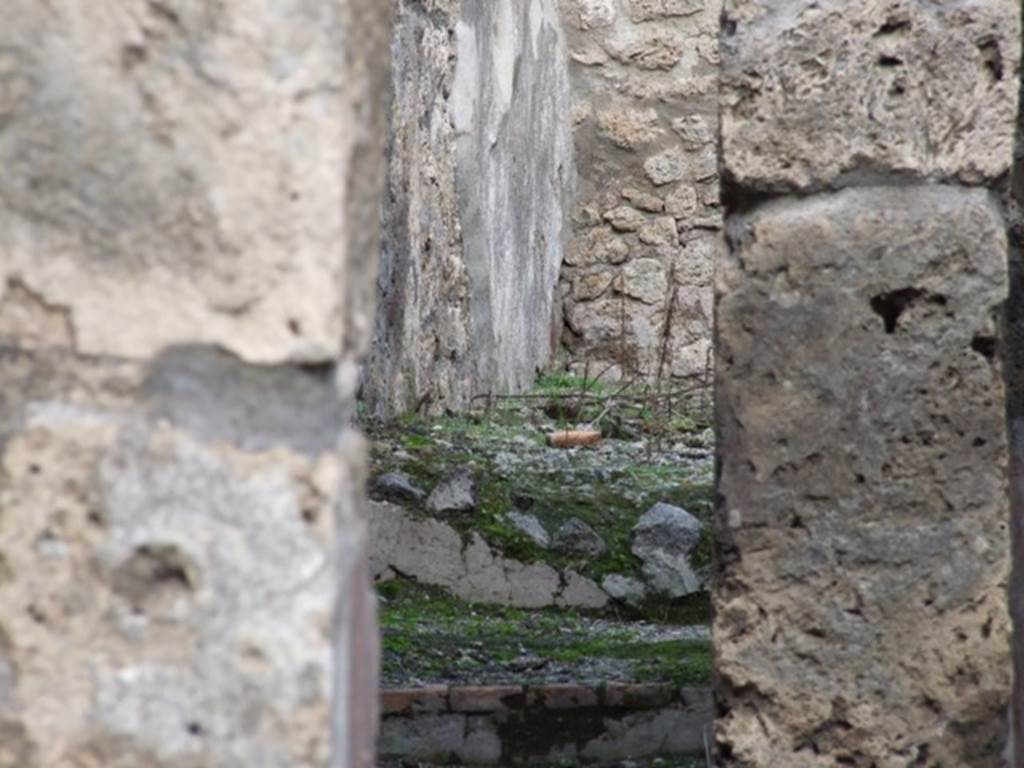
[380,584,711,688]
[369,382,715,693]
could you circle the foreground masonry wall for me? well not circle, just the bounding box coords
[0,2,389,766]
[364,0,573,417]
[714,1,1019,766]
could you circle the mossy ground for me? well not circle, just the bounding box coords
[368,376,715,696]
[379,581,712,688]
[364,376,715,606]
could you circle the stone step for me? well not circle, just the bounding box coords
[380,683,712,766]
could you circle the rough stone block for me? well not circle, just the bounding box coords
[572,270,616,302]
[564,227,630,267]
[367,502,466,589]
[0,352,348,768]
[449,686,525,713]
[378,714,467,763]
[0,2,390,767]
[367,502,567,609]
[721,0,1021,191]
[556,571,610,610]
[715,186,1011,766]
[629,0,706,24]
[527,684,600,710]
[604,683,677,710]
[601,574,648,606]
[0,1,363,365]
[506,562,562,609]
[679,685,713,708]
[567,0,618,30]
[462,717,503,765]
[631,503,705,597]
[580,708,708,761]
[607,33,687,71]
[382,687,450,716]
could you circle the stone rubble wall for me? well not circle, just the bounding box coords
[0,2,389,767]
[364,0,574,417]
[714,2,1019,766]
[557,0,724,384]
[368,497,711,611]
[380,682,711,765]
[368,501,611,610]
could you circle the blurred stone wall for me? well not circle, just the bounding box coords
[714,1,1019,765]
[0,1,389,766]
[557,0,723,385]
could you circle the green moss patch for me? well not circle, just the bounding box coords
[366,376,715,619]
[379,581,712,688]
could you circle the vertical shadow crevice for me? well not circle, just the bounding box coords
[1003,22,1024,763]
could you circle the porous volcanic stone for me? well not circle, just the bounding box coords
[0,1,390,766]
[631,503,704,597]
[505,512,551,548]
[721,0,1021,191]
[373,471,428,504]
[602,574,648,606]
[553,517,608,557]
[427,470,477,514]
[715,185,1011,766]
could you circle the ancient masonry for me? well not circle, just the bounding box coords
[0,2,389,767]
[559,0,723,385]
[364,0,574,417]
[714,2,1020,766]
[379,683,711,765]
[366,0,724,417]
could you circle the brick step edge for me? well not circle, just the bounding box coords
[382,683,711,716]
